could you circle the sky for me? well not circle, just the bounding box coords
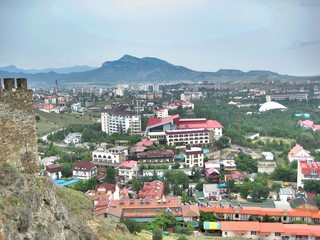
[0,0,319,76]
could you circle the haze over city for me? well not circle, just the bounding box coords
[1,0,320,76]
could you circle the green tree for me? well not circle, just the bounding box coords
[303,180,320,194]
[199,211,217,232]
[105,167,116,184]
[131,179,144,193]
[152,229,163,240]
[120,219,143,233]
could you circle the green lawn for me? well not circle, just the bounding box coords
[35,110,95,136]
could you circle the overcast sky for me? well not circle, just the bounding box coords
[0,0,319,76]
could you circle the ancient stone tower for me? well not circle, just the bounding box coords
[0,78,38,173]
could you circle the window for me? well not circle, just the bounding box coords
[251,231,256,235]
[275,232,281,236]
[224,232,227,236]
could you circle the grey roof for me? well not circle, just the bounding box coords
[290,196,317,208]
[203,184,218,193]
[279,188,293,195]
[108,146,129,151]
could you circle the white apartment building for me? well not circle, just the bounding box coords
[92,146,129,167]
[185,147,204,168]
[297,160,320,188]
[118,160,138,183]
[101,108,141,135]
[166,128,211,147]
[180,92,202,101]
[154,108,168,119]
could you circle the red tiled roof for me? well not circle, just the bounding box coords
[46,164,62,173]
[181,205,200,217]
[178,119,223,129]
[72,161,96,171]
[118,160,137,168]
[146,115,179,128]
[96,183,116,193]
[300,161,320,174]
[289,144,310,156]
[298,120,314,128]
[138,180,164,199]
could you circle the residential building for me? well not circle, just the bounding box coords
[96,183,119,198]
[224,171,244,184]
[181,205,200,226]
[180,92,202,101]
[266,92,308,101]
[137,150,175,164]
[46,164,62,180]
[221,160,237,171]
[297,160,320,187]
[205,168,220,184]
[167,101,194,110]
[279,188,294,202]
[166,128,211,148]
[219,221,320,239]
[40,156,59,167]
[203,184,220,200]
[145,114,223,142]
[185,147,204,168]
[118,160,138,183]
[138,180,164,199]
[261,151,274,161]
[105,196,183,222]
[288,144,314,163]
[64,133,82,144]
[298,119,320,132]
[71,102,82,112]
[290,196,319,211]
[101,107,141,135]
[154,108,168,118]
[92,146,129,167]
[72,161,97,180]
[201,204,320,224]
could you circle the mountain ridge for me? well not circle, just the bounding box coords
[0,55,316,87]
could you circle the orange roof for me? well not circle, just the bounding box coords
[181,205,200,217]
[221,221,260,231]
[221,222,320,237]
[200,205,320,219]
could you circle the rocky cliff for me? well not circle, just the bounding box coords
[0,164,133,240]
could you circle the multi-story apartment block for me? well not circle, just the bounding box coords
[92,146,129,167]
[101,107,141,135]
[185,147,204,168]
[166,129,210,148]
[297,160,320,188]
[118,160,138,183]
[154,108,168,118]
[266,92,308,101]
[180,92,202,101]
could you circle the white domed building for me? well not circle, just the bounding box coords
[259,101,287,112]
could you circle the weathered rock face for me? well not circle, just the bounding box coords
[0,165,97,240]
[0,78,38,173]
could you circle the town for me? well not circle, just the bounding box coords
[8,77,318,239]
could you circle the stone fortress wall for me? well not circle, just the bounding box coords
[0,78,38,173]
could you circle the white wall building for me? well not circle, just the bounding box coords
[72,161,97,180]
[101,108,141,135]
[154,108,168,119]
[64,133,82,144]
[297,160,320,188]
[185,147,204,168]
[118,160,138,183]
[288,144,314,163]
[92,146,129,167]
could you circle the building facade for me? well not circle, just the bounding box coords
[72,161,97,180]
[118,160,138,183]
[185,147,204,168]
[101,108,141,135]
[92,146,129,167]
[297,160,320,188]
